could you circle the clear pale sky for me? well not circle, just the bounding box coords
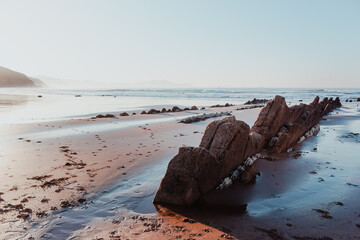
[0,0,359,88]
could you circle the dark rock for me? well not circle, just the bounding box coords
[200,117,250,178]
[184,107,190,111]
[241,165,258,183]
[251,95,289,145]
[199,116,236,150]
[210,104,221,108]
[141,111,147,114]
[172,106,181,112]
[155,116,251,205]
[119,112,129,116]
[357,98,360,102]
[161,108,167,113]
[147,109,159,114]
[244,98,269,105]
[153,147,221,206]
[179,112,231,124]
[210,103,234,108]
[190,106,198,110]
[96,114,115,118]
[310,96,319,107]
[334,97,342,107]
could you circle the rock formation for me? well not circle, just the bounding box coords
[153,96,342,206]
[179,112,231,124]
[210,103,234,108]
[92,114,115,119]
[244,98,269,105]
[153,147,220,206]
[119,112,129,116]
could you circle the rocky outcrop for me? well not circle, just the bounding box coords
[251,96,289,144]
[92,114,115,119]
[154,95,342,206]
[153,147,221,206]
[147,109,160,114]
[244,98,269,105]
[210,103,234,108]
[199,117,250,178]
[119,112,129,116]
[179,112,231,124]
[264,97,341,153]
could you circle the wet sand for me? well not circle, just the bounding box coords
[0,102,260,239]
[1,95,359,239]
[64,105,360,239]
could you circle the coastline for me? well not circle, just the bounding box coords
[0,101,260,239]
[67,102,360,240]
[0,91,359,239]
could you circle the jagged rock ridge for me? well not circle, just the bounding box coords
[153,96,341,206]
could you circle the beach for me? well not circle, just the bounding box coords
[0,88,359,239]
[2,1,359,238]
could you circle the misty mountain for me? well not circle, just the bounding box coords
[0,66,43,87]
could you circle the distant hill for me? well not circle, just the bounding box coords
[0,66,43,87]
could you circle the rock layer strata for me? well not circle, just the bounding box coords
[153,96,341,206]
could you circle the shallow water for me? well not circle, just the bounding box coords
[1,87,359,124]
[26,157,169,239]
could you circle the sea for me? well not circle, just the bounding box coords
[0,87,359,124]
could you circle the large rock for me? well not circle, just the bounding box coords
[154,95,342,206]
[154,117,251,205]
[272,96,341,153]
[200,117,250,178]
[251,95,289,144]
[153,147,221,206]
[199,116,236,149]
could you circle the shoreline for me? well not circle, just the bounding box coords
[0,103,261,239]
[0,92,359,239]
[67,105,360,240]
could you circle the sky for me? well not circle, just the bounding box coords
[0,0,359,88]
